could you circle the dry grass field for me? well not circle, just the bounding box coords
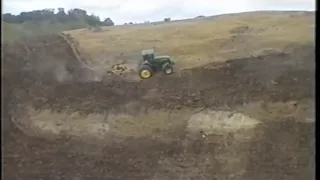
[67,11,314,72]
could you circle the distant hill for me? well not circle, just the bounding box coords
[2,8,114,43]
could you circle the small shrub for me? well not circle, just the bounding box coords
[195,15,205,19]
[164,18,171,22]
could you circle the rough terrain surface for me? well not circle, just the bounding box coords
[2,11,315,180]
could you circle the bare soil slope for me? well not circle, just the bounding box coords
[2,11,315,180]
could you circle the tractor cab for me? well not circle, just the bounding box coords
[141,49,155,62]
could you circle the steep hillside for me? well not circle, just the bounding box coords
[67,11,315,72]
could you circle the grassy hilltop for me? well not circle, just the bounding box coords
[2,8,114,42]
[3,20,91,42]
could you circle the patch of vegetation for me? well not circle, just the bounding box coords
[2,8,115,42]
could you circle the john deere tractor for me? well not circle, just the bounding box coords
[138,49,175,79]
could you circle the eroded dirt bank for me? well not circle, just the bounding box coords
[2,35,315,180]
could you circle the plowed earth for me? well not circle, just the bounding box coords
[2,34,315,180]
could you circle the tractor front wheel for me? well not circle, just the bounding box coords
[139,65,153,79]
[163,65,173,75]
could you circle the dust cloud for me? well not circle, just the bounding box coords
[26,55,102,83]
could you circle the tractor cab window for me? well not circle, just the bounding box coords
[142,53,154,61]
[142,49,155,62]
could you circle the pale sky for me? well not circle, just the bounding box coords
[3,0,315,24]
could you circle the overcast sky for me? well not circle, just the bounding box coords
[3,0,315,24]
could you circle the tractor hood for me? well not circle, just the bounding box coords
[155,55,171,59]
[155,55,175,65]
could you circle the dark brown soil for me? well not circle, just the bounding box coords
[2,35,315,180]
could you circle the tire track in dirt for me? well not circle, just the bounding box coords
[59,33,95,71]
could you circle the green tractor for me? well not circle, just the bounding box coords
[138,49,175,79]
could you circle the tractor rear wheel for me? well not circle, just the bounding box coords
[139,65,153,79]
[163,65,173,75]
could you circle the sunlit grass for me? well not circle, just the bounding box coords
[67,11,314,70]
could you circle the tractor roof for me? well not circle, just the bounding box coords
[141,49,154,55]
